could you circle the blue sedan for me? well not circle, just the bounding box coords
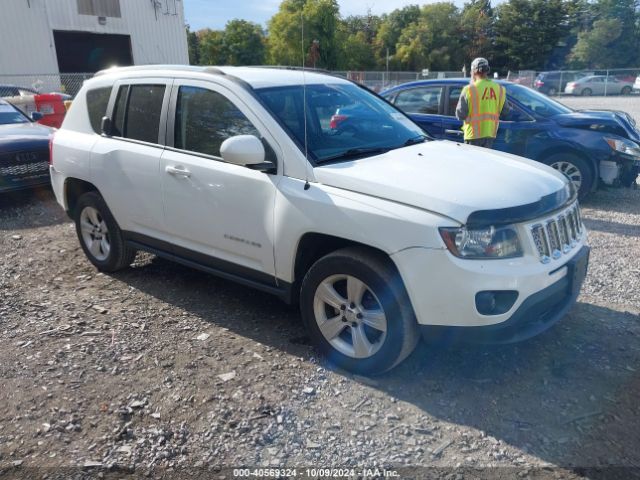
[0,99,52,194]
[381,79,640,199]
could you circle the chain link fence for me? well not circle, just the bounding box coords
[4,69,639,99]
[2,71,461,98]
[332,71,463,92]
[506,68,640,97]
[0,73,94,98]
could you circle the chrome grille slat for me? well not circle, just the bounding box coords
[567,210,577,241]
[0,161,49,177]
[529,203,584,263]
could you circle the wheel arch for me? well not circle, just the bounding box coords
[290,232,399,304]
[535,146,599,192]
[64,178,100,217]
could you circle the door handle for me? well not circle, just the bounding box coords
[445,129,463,135]
[165,165,191,177]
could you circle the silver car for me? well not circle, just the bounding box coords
[565,75,634,96]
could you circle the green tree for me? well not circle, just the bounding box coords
[460,0,494,66]
[373,5,421,67]
[569,0,639,68]
[394,3,463,71]
[493,0,568,70]
[267,0,341,69]
[571,18,627,68]
[337,31,376,69]
[224,20,266,65]
[375,5,421,55]
[198,29,228,65]
[186,25,200,65]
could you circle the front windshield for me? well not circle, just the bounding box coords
[505,84,572,118]
[0,103,29,125]
[255,83,426,163]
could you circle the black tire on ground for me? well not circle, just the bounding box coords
[581,88,592,96]
[74,191,137,272]
[542,153,594,201]
[547,87,557,96]
[300,247,419,375]
[621,86,632,95]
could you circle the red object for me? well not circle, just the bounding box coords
[330,114,348,129]
[535,80,544,87]
[34,93,66,128]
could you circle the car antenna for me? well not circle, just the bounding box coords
[301,11,311,191]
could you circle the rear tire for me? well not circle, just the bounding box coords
[621,86,632,95]
[543,153,593,200]
[581,88,592,96]
[547,87,557,96]
[74,192,137,272]
[300,247,419,375]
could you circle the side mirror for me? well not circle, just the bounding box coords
[220,135,265,166]
[31,111,44,121]
[101,116,113,136]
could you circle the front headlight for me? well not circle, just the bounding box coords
[439,225,523,259]
[604,137,640,157]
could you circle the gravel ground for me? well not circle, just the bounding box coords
[0,186,639,480]
[558,96,640,124]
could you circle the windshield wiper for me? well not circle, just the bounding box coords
[317,147,391,164]
[401,135,428,147]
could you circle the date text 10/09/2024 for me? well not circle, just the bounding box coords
[232,468,400,478]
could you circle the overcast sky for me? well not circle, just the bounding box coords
[184,0,474,31]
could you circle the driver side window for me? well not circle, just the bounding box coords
[500,102,533,122]
[175,86,260,158]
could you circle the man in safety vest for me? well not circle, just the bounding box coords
[455,57,508,148]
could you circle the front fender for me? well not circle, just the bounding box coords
[273,177,454,283]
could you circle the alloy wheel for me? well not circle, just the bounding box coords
[550,161,582,192]
[80,206,111,261]
[313,274,387,359]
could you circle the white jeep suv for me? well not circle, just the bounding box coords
[50,66,589,374]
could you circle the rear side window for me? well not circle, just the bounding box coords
[394,86,442,115]
[112,84,166,144]
[174,86,259,157]
[86,87,112,134]
[447,87,463,116]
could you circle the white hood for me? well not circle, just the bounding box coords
[313,140,569,224]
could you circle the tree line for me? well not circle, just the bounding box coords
[187,0,640,73]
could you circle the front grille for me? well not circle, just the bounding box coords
[530,204,583,263]
[0,161,48,176]
[0,150,49,180]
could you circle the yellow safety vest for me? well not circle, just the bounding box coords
[462,79,506,140]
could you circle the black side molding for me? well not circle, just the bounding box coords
[123,232,293,303]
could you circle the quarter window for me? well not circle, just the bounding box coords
[394,86,442,115]
[174,86,260,157]
[86,87,112,134]
[0,86,19,97]
[112,84,166,144]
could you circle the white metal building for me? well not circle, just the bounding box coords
[0,0,189,75]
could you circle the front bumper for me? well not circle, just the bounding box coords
[419,246,590,344]
[0,175,50,193]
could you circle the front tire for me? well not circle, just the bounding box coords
[621,86,632,95]
[74,192,137,272]
[300,247,419,375]
[543,153,593,200]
